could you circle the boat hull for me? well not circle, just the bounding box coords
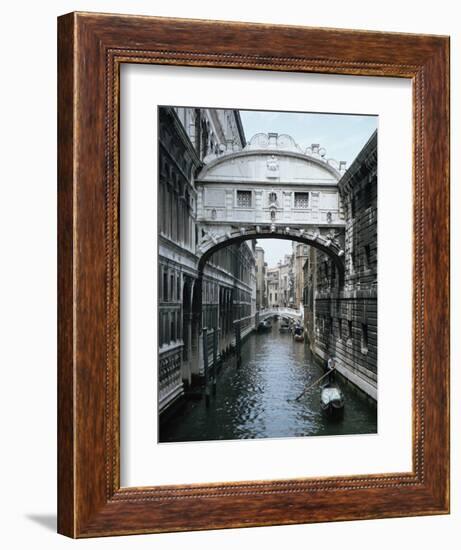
[320,401,344,418]
[320,384,345,418]
[257,321,272,332]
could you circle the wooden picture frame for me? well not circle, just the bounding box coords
[57,12,450,537]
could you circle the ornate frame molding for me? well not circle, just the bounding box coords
[58,12,449,537]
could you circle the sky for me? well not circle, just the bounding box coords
[240,109,377,166]
[257,239,293,268]
[240,110,377,267]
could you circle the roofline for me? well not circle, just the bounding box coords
[338,129,377,192]
[197,148,342,181]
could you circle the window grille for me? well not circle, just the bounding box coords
[294,192,310,208]
[237,190,252,207]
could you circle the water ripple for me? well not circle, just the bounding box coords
[160,320,377,443]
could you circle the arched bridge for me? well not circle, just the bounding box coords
[195,132,347,282]
[197,224,345,287]
[259,307,302,323]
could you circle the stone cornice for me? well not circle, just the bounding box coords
[338,130,378,196]
[197,148,341,182]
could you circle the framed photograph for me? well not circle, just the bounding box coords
[58,12,450,537]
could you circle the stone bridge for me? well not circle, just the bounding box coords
[195,132,347,281]
[196,224,345,284]
[259,307,302,322]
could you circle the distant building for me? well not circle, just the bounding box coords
[303,248,317,347]
[292,242,309,309]
[267,266,280,307]
[279,255,293,307]
[265,254,294,308]
[255,246,267,310]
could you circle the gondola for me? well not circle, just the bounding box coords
[257,319,272,332]
[279,322,291,333]
[320,383,345,418]
[292,325,304,342]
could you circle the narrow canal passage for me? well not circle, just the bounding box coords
[159,320,377,443]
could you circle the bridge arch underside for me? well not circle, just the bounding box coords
[197,231,345,286]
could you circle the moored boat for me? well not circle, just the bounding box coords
[279,322,291,333]
[292,324,304,342]
[320,384,345,418]
[257,319,272,332]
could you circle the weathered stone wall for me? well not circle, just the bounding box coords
[307,131,378,399]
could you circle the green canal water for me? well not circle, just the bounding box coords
[159,320,377,443]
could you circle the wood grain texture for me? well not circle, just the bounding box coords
[57,12,75,537]
[57,12,450,538]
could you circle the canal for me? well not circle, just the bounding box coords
[159,320,377,443]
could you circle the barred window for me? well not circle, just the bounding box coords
[294,192,310,208]
[237,190,252,207]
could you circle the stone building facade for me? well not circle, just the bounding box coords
[292,241,309,310]
[265,255,294,308]
[158,106,256,414]
[255,246,267,310]
[303,131,377,399]
[279,255,294,307]
[266,266,280,307]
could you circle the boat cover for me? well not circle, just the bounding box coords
[321,387,342,406]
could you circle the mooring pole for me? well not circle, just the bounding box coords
[202,327,210,407]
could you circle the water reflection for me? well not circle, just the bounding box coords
[159,320,377,443]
